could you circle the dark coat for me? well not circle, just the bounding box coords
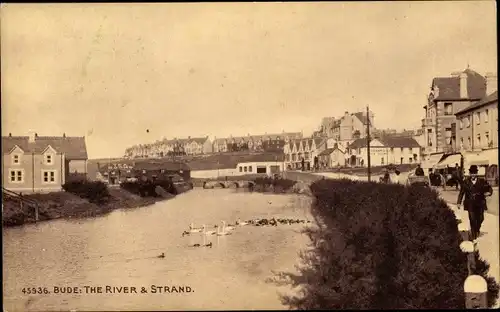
[415,167,425,176]
[457,177,493,212]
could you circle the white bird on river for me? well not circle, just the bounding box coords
[202,224,217,236]
[217,222,232,236]
[236,219,248,226]
[188,223,203,233]
[222,221,235,231]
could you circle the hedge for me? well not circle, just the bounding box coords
[62,180,110,205]
[278,179,498,309]
[120,179,175,197]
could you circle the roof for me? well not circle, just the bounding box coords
[353,112,371,125]
[431,69,486,101]
[318,148,335,156]
[187,152,285,170]
[455,91,498,115]
[133,160,190,171]
[213,132,302,145]
[348,136,421,149]
[2,135,88,159]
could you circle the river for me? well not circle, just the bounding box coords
[3,189,313,311]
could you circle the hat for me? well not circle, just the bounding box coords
[469,165,478,174]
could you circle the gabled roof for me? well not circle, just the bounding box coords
[431,68,487,101]
[2,135,88,159]
[348,136,420,149]
[456,91,498,115]
[353,112,370,125]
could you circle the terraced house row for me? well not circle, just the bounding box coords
[124,132,303,158]
[124,136,213,158]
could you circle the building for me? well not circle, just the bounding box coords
[317,143,347,168]
[283,137,327,170]
[212,132,302,153]
[2,132,88,193]
[421,68,488,162]
[188,153,285,179]
[96,159,191,183]
[455,87,498,181]
[125,136,212,158]
[346,136,421,167]
[330,110,374,142]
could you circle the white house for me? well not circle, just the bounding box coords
[189,153,285,179]
[347,136,422,167]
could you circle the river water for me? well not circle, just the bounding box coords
[3,189,313,311]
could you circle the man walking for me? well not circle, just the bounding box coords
[452,163,463,190]
[457,165,493,241]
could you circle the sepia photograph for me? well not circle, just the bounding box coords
[1,1,499,310]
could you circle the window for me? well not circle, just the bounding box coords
[460,138,464,149]
[45,154,53,164]
[400,147,404,153]
[42,170,56,183]
[256,166,267,174]
[459,119,463,129]
[381,157,384,165]
[476,112,481,125]
[444,102,453,115]
[390,147,394,152]
[12,154,20,164]
[248,166,253,172]
[400,157,403,164]
[409,158,413,163]
[9,170,23,183]
[445,128,452,145]
[409,148,413,153]
[244,166,248,172]
[476,134,481,147]
[484,109,489,123]
[466,116,471,128]
[485,132,490,146]
[468,137,471,148]
[239,166,242,172]
[427,129,433,146]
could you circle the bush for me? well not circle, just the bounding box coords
[62,180,110,205]
[120,179,175,197]
[279,179,498,309]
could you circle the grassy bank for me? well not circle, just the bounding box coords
[272,179,498,309]
[2,182,176,227]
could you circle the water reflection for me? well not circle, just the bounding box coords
[3,189,312,311]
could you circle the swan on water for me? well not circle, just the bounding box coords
[202,224,217,236]
[189,223,203,233]
[222,221,235,231]
[236,219,248,226]
[217,223,232,236]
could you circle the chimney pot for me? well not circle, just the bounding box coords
[485,72,498,95]
[63,133,66,138]
[8,133,12,137]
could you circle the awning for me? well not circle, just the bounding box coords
[420,153,443,169]
[463,149,498,168]
[436,153,462,169]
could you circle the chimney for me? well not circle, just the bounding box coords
[28,131,37,143]
[451,71,461,77]
[8,133,12,137]
[344,111,349,116]
[485,72,498,95]
[459,72,468,98]
[188,136,191,139]
[63,133,66,138]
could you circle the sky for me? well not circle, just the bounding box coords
[1,2,497,159]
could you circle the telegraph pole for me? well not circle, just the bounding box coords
[366,105,371,182]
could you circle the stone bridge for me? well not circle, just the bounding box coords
[202,180,256,189]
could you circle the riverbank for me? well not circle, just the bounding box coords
[2,187,174,227]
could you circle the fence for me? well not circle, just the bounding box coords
[2,187,40,222]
